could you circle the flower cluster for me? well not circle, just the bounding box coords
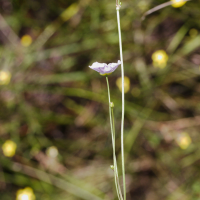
[152,50,168,69]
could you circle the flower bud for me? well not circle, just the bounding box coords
[110,102,114,108]
[110,165,114,170]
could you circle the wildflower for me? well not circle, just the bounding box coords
[171,0,186,8]
[89,60,121,76]
[175,132,191,149]
[2,140,17,157]
[16,187,35,200]
[116,76,130,93]
[0,71,11,85]
[46,146,58,158]
[152,50,168,68]
[20,35,32,47]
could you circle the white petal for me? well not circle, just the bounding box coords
[89,62,107,73]
[89,60,121,75]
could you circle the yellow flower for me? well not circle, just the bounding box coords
[2,140,17,157]
[171,0,186,8]
[46,146,58,158]
[0,71,11,85]
[16,187,35,200]
[116,76,130,93]
[176,132,191,149]
[20,35,32,47]
[152,50,168,68]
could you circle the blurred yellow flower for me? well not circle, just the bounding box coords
[16,187,35,200]
[46,146,58,158]
[20,35,32,47]
[116,76,130,93]
[152,50,168,68]
[2,140,17,157]
[0,71,11,85]
[171,0,186,8]
[176,132,191,149]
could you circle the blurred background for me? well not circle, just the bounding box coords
[0,0,200,199]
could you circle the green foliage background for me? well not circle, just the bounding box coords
[1,0,200,199]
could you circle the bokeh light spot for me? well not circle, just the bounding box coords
[2,140,17,157]
[0,71,11,85]
[21,35,32,47]
[171,0,187,8]
[116,76,130,93]
[152,50,168,68]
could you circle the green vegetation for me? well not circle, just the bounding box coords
[0,0,200,199]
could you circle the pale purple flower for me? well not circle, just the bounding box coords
[89,60,121,75]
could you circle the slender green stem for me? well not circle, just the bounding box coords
[106,76,123,200]
[111,107,123,200]
[116,5,126,200]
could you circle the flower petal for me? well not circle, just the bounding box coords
[89,60,121,75]
[106,60,121,74]
[89,62,107,73]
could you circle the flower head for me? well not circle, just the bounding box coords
[20,35,32,47]
[152,50,168,68]
[2,140,17,157]
[171,0,186,8]
[116,76,130,93]
[46,146,59,158]
[0,71,11,85]
[89,60,121,76]
[175,132,191,149]
[16,187,35,200]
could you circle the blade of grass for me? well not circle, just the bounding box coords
[12,162,104,200]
